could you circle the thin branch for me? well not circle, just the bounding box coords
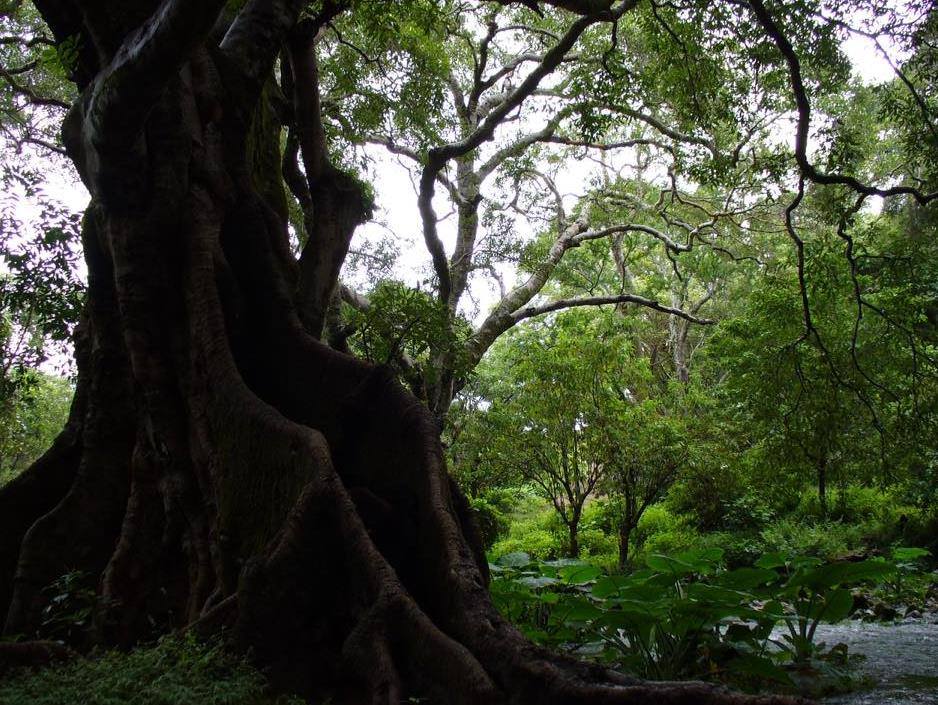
[512,293,715,324]
[418,1,636,303]
[747,0,938,204]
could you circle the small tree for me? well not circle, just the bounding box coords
[594,397,689,569]
[459,309,691,561]
[464,315,608,557]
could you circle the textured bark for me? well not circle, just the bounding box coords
[0,2,809,704]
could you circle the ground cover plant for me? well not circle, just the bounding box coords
[488,547,932,696]
[0,635,303,705]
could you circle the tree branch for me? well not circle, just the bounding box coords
[747,0,938,204]
[513,294,715,324]
[418,1,636,303]
[222,0,347,103]
[88,0,228,149]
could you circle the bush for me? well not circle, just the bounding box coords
[694,531,765,567]
[0,635,301,705]
[469,493,512,549]
[488,496,618,561]
[578,527,618,559]
[631,506,701,560]
[489,493,566,560]
[793,485,885,523]
[668,465,746,531]
[760,518,865,560]
[490,529,561,560]
[580,498,617,535]
[900,511,938,560]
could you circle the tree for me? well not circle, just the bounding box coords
[0,0,934,703]
[461,313,614,558]
[456,309,691,566]
[595,387,690,569]
[329,0,802,423]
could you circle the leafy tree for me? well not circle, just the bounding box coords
[0,0,935,704]
[456,310,693,565]
[463,314,613,557]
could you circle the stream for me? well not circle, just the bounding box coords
[817,618,938,704]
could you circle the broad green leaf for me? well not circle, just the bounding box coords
[788,560,894,590]
[716,567,779,590]
[818,588,853,623]
[517,576,558,589]
[559,564,602,585]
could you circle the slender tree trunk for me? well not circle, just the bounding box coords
[0,3,806,704]
[818,455,828,520]
[617,518,633,571]
[568,520,581,559]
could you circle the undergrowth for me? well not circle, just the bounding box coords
[0,634,302,705]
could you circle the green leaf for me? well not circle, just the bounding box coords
[730,654,795,685]
[716,567,779,590]
[819,588,853,623]
[754,552,789,569]
[559,564,602,585]
[645,553,696,575]
[788,560,894,590]
[591,575,635,599]
[517,575,559,589]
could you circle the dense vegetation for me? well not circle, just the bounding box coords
[1,0,937,703]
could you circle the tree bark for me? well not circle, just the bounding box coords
[568,517,581,559]
[617,518,633,571]
[0,2,808,704]
[818,455,828,520]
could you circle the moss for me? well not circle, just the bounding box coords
[246,80,289,222]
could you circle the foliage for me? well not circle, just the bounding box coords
[878,546,933,605]
[34,570,96,644]
[345,279,472,383]
[0,370,71,485]
[0,634,303,705]
[759,520,866,563]
[489,548,902,691]
[455,310,698,562]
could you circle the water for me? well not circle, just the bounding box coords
[816,618,938,704]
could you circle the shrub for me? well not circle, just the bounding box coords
[578,527,618,559]
[0,634,301,705]
[629,504,700,560]
[668,465,746,531]
[469,495,511,549]
[489,493,567,560]
[760,518,865,560]
[490,529,562,560]
[580,498,617,535]
[694,531,765,567]
[793,485,885,524]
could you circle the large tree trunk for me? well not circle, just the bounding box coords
[0,2,805,703]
